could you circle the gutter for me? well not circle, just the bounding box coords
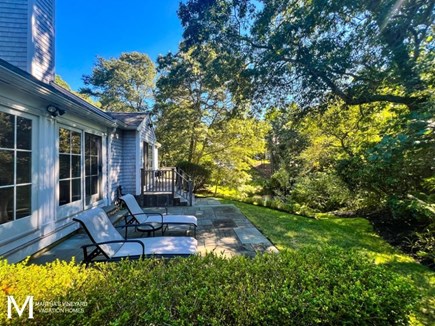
[0,59,119,128]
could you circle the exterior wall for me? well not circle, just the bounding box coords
[0,81,111,263]
[0,0,28,70]
[0,0,55,83]
[107,119,158,199]
[30,0,55,82]
[108,130,123,202]
[121,130,138,195]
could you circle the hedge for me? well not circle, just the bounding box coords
[1,247,417,325]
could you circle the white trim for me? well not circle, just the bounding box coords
[0,106,39,241]
[135,130,141,195]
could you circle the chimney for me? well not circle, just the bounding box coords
[0,0,55,83]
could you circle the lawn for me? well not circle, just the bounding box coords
[220,199,435,326]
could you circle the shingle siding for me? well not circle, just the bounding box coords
[31,0,55,82]
[121,131,138,195]
[109,132,123,202]
[0,0,54,82]
[108,119,158,201]
[0,0,28,71]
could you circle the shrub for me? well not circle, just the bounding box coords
[176,161,211,191]
[1,247,418,325]
[291,172,352,212]
[389,196,435,225]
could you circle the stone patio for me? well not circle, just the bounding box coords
[30,198,278,264]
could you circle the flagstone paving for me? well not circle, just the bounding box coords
[30,198,278,264]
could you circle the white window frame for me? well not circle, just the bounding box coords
[56,124,84,217]
[0,107,38,240]
[56,124,106,217]
[84,132,104,208]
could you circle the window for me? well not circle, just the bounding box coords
[59,128,81,206]
[143,142,153,170]
[0,112,32,224]
[85,133,102,205]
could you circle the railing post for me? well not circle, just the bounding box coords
[188,179,193,206]
[171,168,175,199]
[141,169,144,195]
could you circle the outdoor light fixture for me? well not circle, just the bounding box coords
[46,105,65,117]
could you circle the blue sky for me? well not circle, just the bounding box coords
[56,0,183,91]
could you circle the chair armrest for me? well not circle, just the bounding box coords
[127,212,164,225]
[115,223,161,238]
[82,239,145,256]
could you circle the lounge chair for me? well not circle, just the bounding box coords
[120,194,197,237]
[73,207,197,266]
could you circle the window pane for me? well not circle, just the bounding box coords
[16,185,31,219]
[17,151,31,184]
[71,178,81,202]
[59,154,70,179]
[0,112,14,149]
[59,180,70,206]
[17,117,32,150]
[0,187,14,224]
[59,128,70,153]
[91,157,98,175]
[91,136,100,155]
[85,134,91,155]
[85,176,91,198]
[0,150,13,186]
[71,132,81,154]
[91,176,98,195]
[85,157,91,175]
[71,155,81,178]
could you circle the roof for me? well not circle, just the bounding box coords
[0,58,149,131]
[108,112,149,129]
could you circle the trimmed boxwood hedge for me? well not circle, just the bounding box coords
[1,247,417,325]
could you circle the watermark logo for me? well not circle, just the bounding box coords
[5,296,87,318]
[7,296,34,319]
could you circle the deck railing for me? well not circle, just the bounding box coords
[141,167,193,206]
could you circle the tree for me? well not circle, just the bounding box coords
[178,0,434,111]
[154,49,238,164]
[155,48,268,192]
[54,75,101,107]
[80,52,156,112]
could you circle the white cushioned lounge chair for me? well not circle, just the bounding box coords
[120,194,197,237]
[73,207,197,266]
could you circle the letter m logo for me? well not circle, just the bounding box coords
[7,296,34,319]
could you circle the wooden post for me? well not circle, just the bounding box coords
[171,168,175,199]
[188,179,193,206]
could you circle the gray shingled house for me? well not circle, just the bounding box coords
[0,0,160,262]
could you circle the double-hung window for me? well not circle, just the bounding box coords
[0,112,32,225]
[58,127,103,210]
[59,127,82,206]
[85,133,102,205]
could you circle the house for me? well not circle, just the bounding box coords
[0,0,160,262]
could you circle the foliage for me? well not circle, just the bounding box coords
[179,0,434,111]
[290,172,352,212]
[80,52,156,112]
[407,227,435,268]
[1,248,419,325]
[155,46,269,191]
[54,75,100,107]
[176,161,211,191]
[389,196,435,225]
[154,49,236,164]
[221,199,435,324]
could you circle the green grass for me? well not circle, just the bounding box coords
[220,199,435,326]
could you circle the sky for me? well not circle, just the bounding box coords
[55,0,184,91]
